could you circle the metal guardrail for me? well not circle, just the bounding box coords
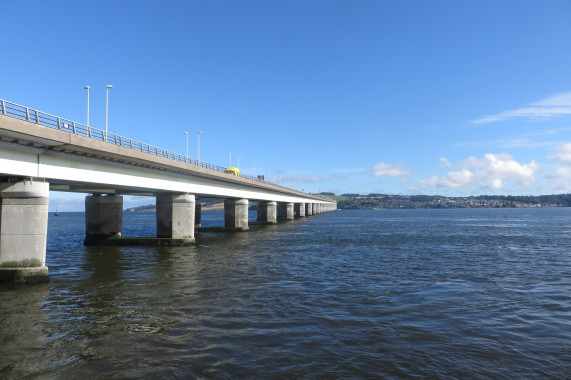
[0,99,332,202]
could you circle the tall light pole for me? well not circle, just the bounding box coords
[105,85,113,140]
[84,86,90,126]
[197,130,203,162]
[238,152,241,170]
[184,131,189,159]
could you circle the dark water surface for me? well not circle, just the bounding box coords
[1,208,570,378]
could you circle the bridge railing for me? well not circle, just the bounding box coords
[0,99,332,202]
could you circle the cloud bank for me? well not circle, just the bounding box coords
[420,153,538,191]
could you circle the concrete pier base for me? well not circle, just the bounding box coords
[257,201,277,224]
[156,193,195,242]
[0,180,49,284]
[84,194,123,245]
[295,202,306,218]
[278,202,294,220]
[224,198,249,230]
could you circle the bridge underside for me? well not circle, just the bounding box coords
[0,177,336,284]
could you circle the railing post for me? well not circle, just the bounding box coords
[72,122,76,134]
[87,126,92,138]
[0,100,5,115]
[57,117,61,129]
[25,107,30,121]
[34,110,39,124]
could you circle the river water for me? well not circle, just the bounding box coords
[1,208,570,378]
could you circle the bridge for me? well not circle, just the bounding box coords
[0,99,336,284]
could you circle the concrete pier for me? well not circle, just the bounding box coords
[257,201,277,224]
[84,194,123,245]
[305,203,313,216]
[0,180,49,284]
[295,202,306,218]
[195,198,202,228]
[156,193,195,242]
[278,202,294,220]
[224,198,249,230]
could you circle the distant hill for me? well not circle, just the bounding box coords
[331,193,571,210]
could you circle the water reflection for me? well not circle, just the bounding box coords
[0,284,50,376]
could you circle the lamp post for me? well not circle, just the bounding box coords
[105,85,113,140]
[84,86,90,126]
[238,152,241,170]
[197,130,203,162]
[184,131,189,159]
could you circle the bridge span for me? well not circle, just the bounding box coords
[0,99,336,284]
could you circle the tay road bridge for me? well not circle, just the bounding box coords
[0,99,336,284]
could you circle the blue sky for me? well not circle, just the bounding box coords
[2,0,571,210]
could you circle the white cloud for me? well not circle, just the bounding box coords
[551,142,571,165]
[555,166,571,178]
[372,162,412,177]
[419,153,539,191]
[532,93,571,107]
[439,157,453,168]
[471,92,571,124]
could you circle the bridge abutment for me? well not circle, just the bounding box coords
[257,201,277,224]
[224,198,249,230]
[84,194,123,245]
[156,193,195,242]
[0,180,49,284]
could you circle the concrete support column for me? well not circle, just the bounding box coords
[0,180,49,284]
[195,198,202,228]
[156,193,195,241]
[306,203,313,216]
[311,203,316,215]
[257,201,277,224]
[295,202,306,218]
[85,194,123,245]
[278,202,294,220]
[316,203,321,214]
[224,198,249,230]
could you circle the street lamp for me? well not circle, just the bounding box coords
[197,130,203,162]
[184,131,189,159]
[105,85,113,140]
[238,152,241,170]
[84,86,90,126]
